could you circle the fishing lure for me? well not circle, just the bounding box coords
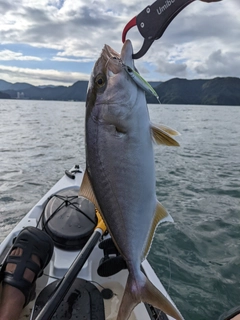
[122,63,161,103]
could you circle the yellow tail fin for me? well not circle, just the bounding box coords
[117,271,184,320]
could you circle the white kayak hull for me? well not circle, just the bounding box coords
[0,165,180,320]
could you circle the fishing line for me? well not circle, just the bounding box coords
[155,243,172,320]
[43,272,59,280]
[164,243,172,295]
[90,280,117,296]
[90,280,106,290]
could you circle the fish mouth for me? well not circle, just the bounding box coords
[99,45,121,75]
[99,40,134,76]
[121,40,134,68]
[104,45,120,60]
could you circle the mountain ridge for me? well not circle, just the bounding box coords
[1,77,240,105]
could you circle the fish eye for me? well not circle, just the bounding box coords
[127,67,132,73]
[97,78,103,85]
[95,74,106,88]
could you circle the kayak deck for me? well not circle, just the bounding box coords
[0,165,178,320]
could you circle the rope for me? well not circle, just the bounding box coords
[36,194,96,230]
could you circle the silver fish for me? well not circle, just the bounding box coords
[79,40,183,320]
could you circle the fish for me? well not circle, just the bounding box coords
[79,39,183,320]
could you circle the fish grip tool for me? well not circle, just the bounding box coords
[122,0,195,59]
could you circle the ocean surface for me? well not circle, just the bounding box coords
[0,99,239,320]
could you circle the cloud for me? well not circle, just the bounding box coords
[0,0,239,84]
[195,49,240,78]
[0,50,42,61]
[156,61,187,77]
[51,55,94,63]
[0,64,89,85]
[0,0,15,12]
[133,1,240,79]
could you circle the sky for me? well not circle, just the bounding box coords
[0,0,239,86]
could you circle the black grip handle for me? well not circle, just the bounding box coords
[136,0,195,41]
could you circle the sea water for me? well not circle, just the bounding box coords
[0,100,239,320]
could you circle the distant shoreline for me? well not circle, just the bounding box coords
[1,77,240,106]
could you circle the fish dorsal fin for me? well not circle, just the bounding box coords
[79,170,101,214]
[157,124,180,136]
[151,123,180,146]
[142,201,174,259]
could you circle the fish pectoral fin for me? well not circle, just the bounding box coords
[78,170,101,214]
[151,123,180,146]
[156,201,174,224]
[143,201,174,259]
[157,123,181,136]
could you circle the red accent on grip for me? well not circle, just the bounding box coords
[122,16,137,43]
